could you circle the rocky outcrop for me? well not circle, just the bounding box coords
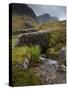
[58,47,66,65]
[16,58,29,70]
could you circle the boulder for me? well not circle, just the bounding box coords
[58,47,66,65]
[39,56,59,73]
[59,65,66,72]
[16,58,29,70]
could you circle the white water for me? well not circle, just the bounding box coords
[39,56,58,67]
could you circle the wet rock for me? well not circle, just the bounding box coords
[59,64,66,72]
[39,56,59,73]
[38,56,65,84]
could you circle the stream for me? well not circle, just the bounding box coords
[35,55,66,84]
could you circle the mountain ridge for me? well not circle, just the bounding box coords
[37,13,59,23]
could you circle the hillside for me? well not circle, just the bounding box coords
[11,3,37,31]
[38,20,66,31]
[12,20,66,86]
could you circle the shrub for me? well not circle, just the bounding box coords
[29,45,41,63]
[46,47,59,59]
[46,30,66,59]
[47,30,66,47]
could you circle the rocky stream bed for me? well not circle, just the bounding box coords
[33,56,66,84]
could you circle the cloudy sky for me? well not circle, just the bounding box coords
[28,4,66,20]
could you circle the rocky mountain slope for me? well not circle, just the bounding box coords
[11,3,59,31]
[11,3,37,30]
[12,3,37,19]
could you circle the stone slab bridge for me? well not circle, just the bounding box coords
[15,29,52,48]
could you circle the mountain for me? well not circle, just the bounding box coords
[12,3,37,19]
[11,3,37,30]
[37,13,59,23]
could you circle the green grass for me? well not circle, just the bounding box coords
[46,29,66,59]
[11,20,66,86]
[39,20,66,31]
[12,45,41,65]
[12,46,29,64]
[12,67,42,86]
[29,45,41,63]
[12,45,41,86]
